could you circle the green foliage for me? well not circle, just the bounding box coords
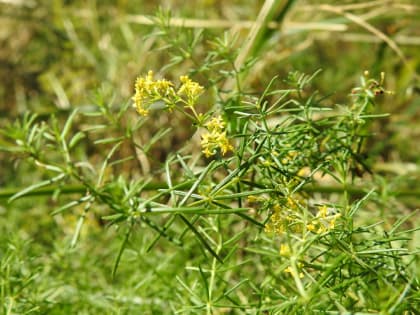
[1,1,419,314]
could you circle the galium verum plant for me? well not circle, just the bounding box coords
[2,68,417,313]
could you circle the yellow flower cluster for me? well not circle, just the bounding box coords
[132,71,204,116]
[132,70,175,116]
[264,197,306,235]
[178,75,204,107]
[200,116,233,158]
[265,198,340,236]
[132,71,234,158]
[281,150,298,165]
[307,205,341,234]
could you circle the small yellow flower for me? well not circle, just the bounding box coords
[306,223,316,232]
[297,167,307,177]
[317,205,328,218]
[265,198,309,235]
[287,197,297,209]
[205,116,225,132]
[308,209,340,234]
[132,70,175,116]
[247,195,266,205]
[279,244,290,257]
[178,75,204,106]
[200,115,233,158]
[262,159,274,167]
[328,213,341,229]
[284,266,293,274]
[247,195,257,203]
[264,204,284,234]
[201,130,233,158]
[155,79,174,96]
[317,225,327,234]
[288,151,298,158]
[284,263,304,278]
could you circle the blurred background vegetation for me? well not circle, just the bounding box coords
[0,0,419,313]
